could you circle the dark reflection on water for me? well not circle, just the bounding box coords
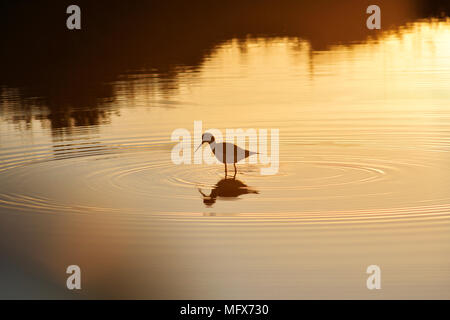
[198,177,259,207]
[1,0,449,133]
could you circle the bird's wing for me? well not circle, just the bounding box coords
[221,143,257,162]
[233,144,257,156]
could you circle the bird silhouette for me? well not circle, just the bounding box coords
[198,177,259,207]
[195,132,257,177]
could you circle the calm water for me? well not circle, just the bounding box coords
[1,13,450,298]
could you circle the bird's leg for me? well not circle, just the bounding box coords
[224,163,227,178]
[233,163,237,178]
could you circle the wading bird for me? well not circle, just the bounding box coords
[195,132,257,177]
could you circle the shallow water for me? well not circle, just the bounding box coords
[1,18,450,298]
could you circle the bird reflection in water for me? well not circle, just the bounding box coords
[198,177,259,207]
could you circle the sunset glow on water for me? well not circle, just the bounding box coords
[0,1,449,299]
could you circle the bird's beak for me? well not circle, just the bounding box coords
[195,142,204,153]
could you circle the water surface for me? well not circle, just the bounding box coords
[1,8,450,298]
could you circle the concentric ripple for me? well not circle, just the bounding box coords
[1,130,450,229]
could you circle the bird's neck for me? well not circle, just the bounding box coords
[209,141,216,151]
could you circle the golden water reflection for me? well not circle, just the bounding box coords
[0,18,450,298]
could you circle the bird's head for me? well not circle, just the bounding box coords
[195,132,215,153]
[201,132,215,144]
